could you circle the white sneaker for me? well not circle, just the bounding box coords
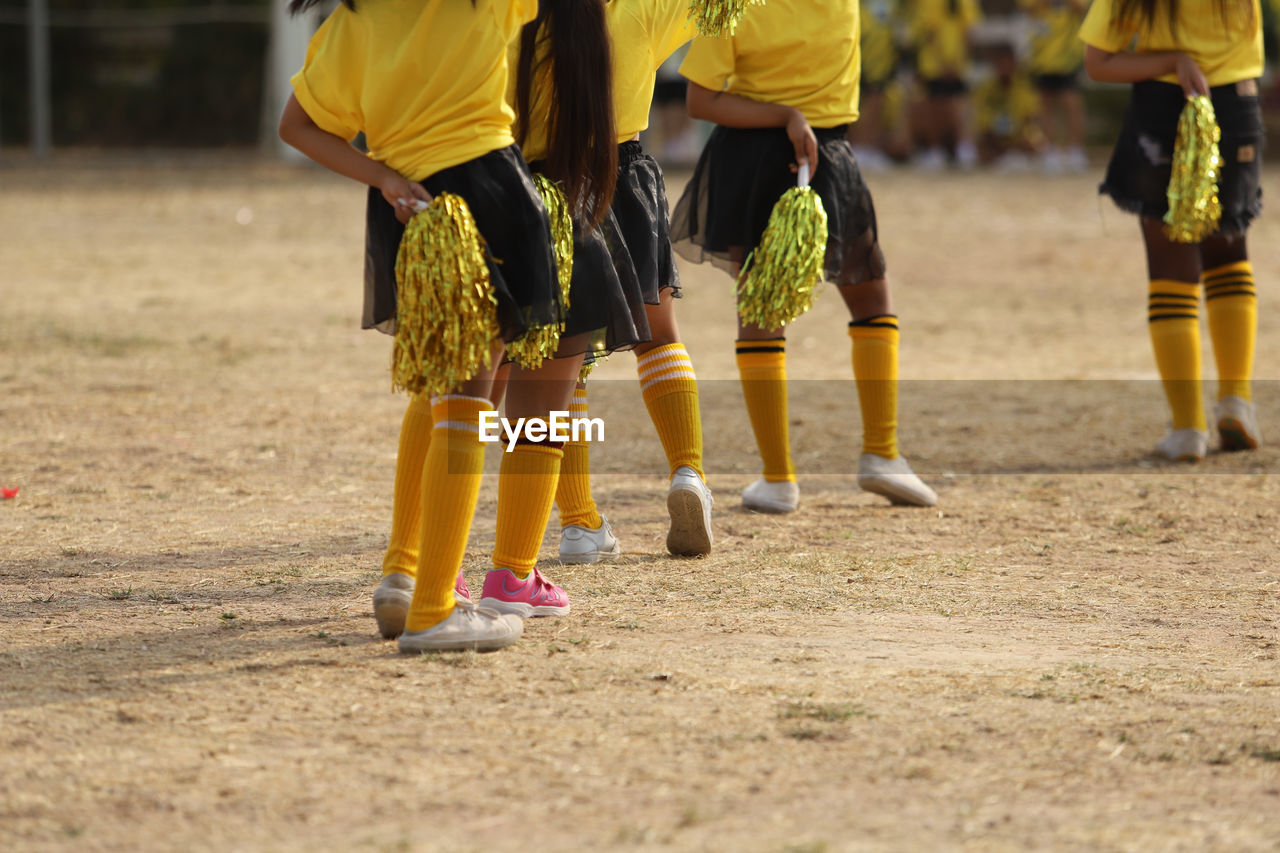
[666,466,713,557]
[1040,147,1064,175]
[857,454,938,507]
[1154,428,1209,462]
[373,571,471,639]
[741,478,799,513]
[397,600,524,653]
[559,516,621,564]
[914,147,946,172]
[1215,396,1261,451]
[1063,146,1088,173]
[373,573,414,639]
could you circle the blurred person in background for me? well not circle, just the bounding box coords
[850,0,901,170]
[910,0,982,169]
[1021,0,1088,172]
[973,42,1047,168]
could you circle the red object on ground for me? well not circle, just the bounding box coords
[1,488,18,499]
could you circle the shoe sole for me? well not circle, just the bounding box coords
[373,589,411,640]
[667,486,712,556]
[478,597,570,618]
[558,543,621,565]
[741,496,797,514]
[397,630,521,653]
[1218,417,1259,452]
[858,476,937,507]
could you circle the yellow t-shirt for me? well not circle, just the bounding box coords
[911,0,982,80]
[512,0,698,161]
[1021,0,1085,75]
[291,0,536,182]
[861,0,899,83]
[974,75,1042,138]
[611,0,699,139]
[679,0,862,127]
[1078,0,1263,86]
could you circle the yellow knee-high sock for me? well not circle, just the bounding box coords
[494,442,564,579]
[555,385,601,529]
[382,394,433,579]
[1203,261,1257,402]
[735,339,794,483]
[848,316,900,459]
[404,395,490,632]
[638,343,704,480]
[1148,279,1205,431]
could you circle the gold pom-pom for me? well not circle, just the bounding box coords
[736,166,828,331]
[391,193,500,396]
[1163,95,1222,243]
[689,0,764,36]
[506,174,574,368]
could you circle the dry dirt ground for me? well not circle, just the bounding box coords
[2,156,1278,852]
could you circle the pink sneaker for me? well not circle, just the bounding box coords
[478,568,570,618]
[455,571,472,602]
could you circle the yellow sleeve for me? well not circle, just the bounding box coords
[290,10,363,142]
[963,0,983,27]
[680,35,735,91]
[650,0,698,67]
[911,0,942,37]
[1078,0,1132,52]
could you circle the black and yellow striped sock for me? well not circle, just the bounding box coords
[848,315,900,459]
[735,339,795,483]
[1147,279,1205,431]
[1203,260,1257,402]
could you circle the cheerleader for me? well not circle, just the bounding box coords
[279,0,599,652]
[1081,0,1264,460]
[671,0,938,514]
[473,0,657,599]
[910,0,982,169]
[539,0,715,564]
[1022,0,1088,172]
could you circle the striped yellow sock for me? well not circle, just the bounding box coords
[848,316,899,459]
[1148,279,1205,431]
[404,395,490,632]
[1203,261,1257,402]
[555,385,602,529]
[735,339,794,483]
[494,442,564,579]
[382,394,433,579]
[638,343,704,480]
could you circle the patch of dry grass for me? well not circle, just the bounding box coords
[1,159,1278,851]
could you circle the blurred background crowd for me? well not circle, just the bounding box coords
[2,0,1280,170]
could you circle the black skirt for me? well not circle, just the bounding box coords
[612,140,680,304]
[671,124,886,286]
[527,162,650,360]
[363,144,560,341]
[1101,79,1264,235]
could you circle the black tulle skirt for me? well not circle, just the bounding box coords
[1101,80,1264,235]
[671,124,886,285]
[612,140,680,303]
[363,144,560,340]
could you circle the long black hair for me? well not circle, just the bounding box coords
[514,0,618,228]
[1111,0,1253,35]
